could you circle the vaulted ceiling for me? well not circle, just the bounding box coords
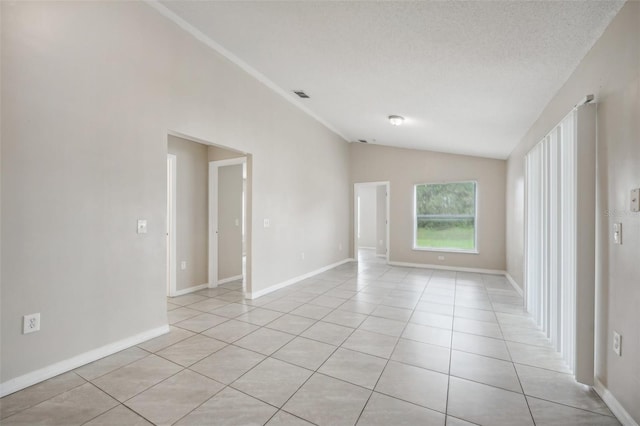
[159,1,624,159]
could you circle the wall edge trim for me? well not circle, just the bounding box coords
[217,275,243,285]
[0,325,170,398]
[174,283,209,296]
[246,258,354,299]
[505,272,524,296]
[594,378,639,426]
[388,261,505,276]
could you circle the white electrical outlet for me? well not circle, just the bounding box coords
[631,188,640,212]
[613,331,622,356]
[137,219,147,234]
[613,223,622,245]
[438,255,445,261]
[23,313,41,334]
[263,219,270,228]
[181,261,187,270]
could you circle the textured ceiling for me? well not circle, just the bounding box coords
[158,1,624,159]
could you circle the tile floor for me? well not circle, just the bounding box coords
[0,250,620,425]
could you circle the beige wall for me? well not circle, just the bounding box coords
[505,2,639,421]
[168,135,209,291]
[208,145,245,162]
[217,164,243,281]
[1,1,350,385]
[350,143,506,271]
[357,185,377,248]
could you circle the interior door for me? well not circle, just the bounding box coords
[217,164,244,283]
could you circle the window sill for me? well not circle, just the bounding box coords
[412,247,479,255]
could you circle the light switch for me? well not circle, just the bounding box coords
[137,219,147,234]
[631,188,640,212]
[613,223,622,245]
[235,218,240,227]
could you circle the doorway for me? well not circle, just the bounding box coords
[354,182,390,264]
[209,157,247,291]
[166,131,252,297]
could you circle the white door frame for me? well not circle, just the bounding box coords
[354,182,390,263]
[209,157,247,288]
[167,154,177,297]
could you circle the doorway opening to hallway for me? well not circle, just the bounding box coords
[354,182,390,264]
[166,132,252,298]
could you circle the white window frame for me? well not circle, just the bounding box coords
[412,180,479,254]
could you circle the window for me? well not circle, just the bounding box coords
[414,181,477,252]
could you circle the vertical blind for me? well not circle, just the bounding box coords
[524,103,596,384]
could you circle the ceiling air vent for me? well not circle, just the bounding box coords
[293,90,310,99]
[358,139,368,143]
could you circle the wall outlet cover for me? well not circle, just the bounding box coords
[613,331,622,356]
[632,188,640,212]
[613,223,622,245]
[23,313,41,334]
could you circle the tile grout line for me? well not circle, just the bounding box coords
[488,274,537,426]
[523,394,622,419]
[76,346,154,383]
[0,374,90,423]
[442,271,459,426]
[353,267,434,425]
[78,382,155,426]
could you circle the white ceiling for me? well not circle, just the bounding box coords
[158,1,624,159]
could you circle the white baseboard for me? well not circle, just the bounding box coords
[173,283,208,296]
[217,275,243,285]
[389,262,526,297]
[505,272,524,296]
[594,378,638,426]
[388,261,505,276]
[0,324,170,398]
[246,258,353,299]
